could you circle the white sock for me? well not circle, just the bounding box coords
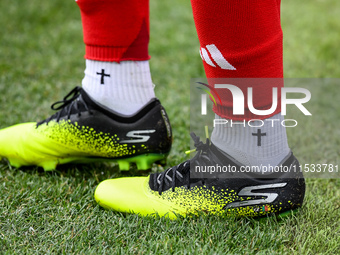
[211,113,290,167]
[82,60,155,115]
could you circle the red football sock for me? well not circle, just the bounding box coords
[76,0,155,115]
[191,0,283,120]
[76,0,150,62]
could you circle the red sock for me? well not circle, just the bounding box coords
[76,0,150,62]
[191,0,283,120]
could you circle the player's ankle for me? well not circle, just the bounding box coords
[82,59,155,115]
[211,113,290,168]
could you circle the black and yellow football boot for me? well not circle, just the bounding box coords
[0,86,172,170]
[94,133,305,219]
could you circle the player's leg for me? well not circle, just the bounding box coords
[78,0,154,115]
[193,0,288,169]
[94,0,305,218]
[0,0,172,171]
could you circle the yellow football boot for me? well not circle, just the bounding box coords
[95,133,305,218]
[0,87,172,170]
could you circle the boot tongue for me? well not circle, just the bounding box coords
[37,87,85,126]
[148,170,175,192]
[58,92,88,117]
[149,161,191,192]
[148,144,239,193]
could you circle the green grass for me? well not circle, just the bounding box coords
[0,0,339,254]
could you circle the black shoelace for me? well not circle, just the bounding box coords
[37,86,92,126]
[154,133,217,195]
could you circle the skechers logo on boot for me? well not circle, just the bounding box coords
[120,130,156,143]
[224,183,287,209]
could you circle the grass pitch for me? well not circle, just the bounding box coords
[0,0,339,254]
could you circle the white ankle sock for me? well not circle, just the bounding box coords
[211,113,290,167]
[82,60,155,115]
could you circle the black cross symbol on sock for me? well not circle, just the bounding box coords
[252,129,266,146]
[96,69,110,85]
